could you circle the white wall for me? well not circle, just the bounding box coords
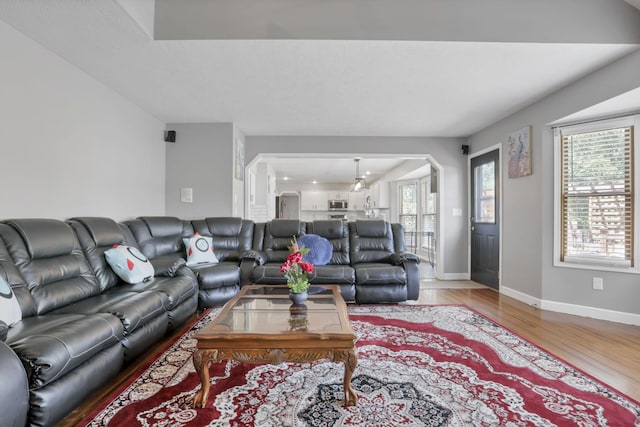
[246,135,468,277]
[0,19,166,221]
[468,48,640,318]
[165,123,236,219]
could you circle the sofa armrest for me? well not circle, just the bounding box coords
[151,256,187,276]
[0,340,29,427]
[389,252,421,266]
[239,258,255,286]
[242,250,267,266]
[162,258,188,277]
[0,321,7,342]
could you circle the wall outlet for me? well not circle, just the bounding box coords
[593,277,604,291]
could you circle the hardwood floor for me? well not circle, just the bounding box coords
[58,288,640,425]
[415,288,640,403]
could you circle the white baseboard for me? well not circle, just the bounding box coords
[438,273,470,280]
[500,286,542,307]
[540,299,640,326]
[501,286,640,326]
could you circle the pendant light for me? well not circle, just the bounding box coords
[351,158,367,192]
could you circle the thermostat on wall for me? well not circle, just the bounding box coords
[181,187,193,203]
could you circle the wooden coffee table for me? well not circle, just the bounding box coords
[192,285,358,408]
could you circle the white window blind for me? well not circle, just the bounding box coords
[560,124,634,266]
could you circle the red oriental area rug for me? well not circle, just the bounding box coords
[80,305,640,426]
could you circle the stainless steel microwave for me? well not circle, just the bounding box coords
[328,200,348,210]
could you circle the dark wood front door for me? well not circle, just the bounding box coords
[470,149,499,289]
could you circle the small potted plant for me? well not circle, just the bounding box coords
[280,236,314,304]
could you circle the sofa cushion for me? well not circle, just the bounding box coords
[142,216,185,238]
[191,217,254,262]
[183,234,218,266]
[125,217,194,259]
[198,217,243,237]
[74,217,123,247]
[52,291,167,336]
[355,220,387,237]
[107,274,197,310]
[262,220,306,263]
[68,217,128,292]
[6,313,123,389]
[105,245,155,284]
[252,264,289,285]
[349,220,395,264]
[0,276,22,326]
[11,219,77,259]
[269,219,303,238]
[308,220,351,265]
[353,263,407,285]
[309,265,355,284]
[1,219,102,315]
[309,220,344,239]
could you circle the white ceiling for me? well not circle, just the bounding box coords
[0,1,638,138]
[1,0,639,185]
[263,156,412,186]
[553,86,640,125]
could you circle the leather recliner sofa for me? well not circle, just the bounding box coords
[124,216,257,309]
[68,217,199,330]
[0,216,419,426]
[0,218,201,426]
[249,219,420,303]
[0,320,29,427]
[190,217,257,306]
[0,219,132,426]
[349,220,420,303]
[306,220,357,301]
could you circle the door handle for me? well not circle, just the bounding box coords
[470,226,475,231]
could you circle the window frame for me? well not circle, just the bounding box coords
[553,115,640,273]
[397,180,418,233]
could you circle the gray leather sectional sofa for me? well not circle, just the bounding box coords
[0,216,419,426]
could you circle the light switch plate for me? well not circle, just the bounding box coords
[593,277,604,290]
[181,187,193,203]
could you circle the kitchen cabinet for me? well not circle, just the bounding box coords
[369,181,389,209]
[348,191,365,211]
[327,191,349,201]
[301,191,328,211]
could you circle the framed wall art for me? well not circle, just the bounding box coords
[235,137,244,181]
[508,126,532,178]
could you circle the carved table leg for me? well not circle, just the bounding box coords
[333,348,359,406]
[192,349,218,408]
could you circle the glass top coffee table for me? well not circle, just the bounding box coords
[192,285,358,408]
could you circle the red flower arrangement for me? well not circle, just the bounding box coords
[280,236,314,293]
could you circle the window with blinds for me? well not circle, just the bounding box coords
[558,119,635,268]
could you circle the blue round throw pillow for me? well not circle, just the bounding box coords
[298,234,333,266]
